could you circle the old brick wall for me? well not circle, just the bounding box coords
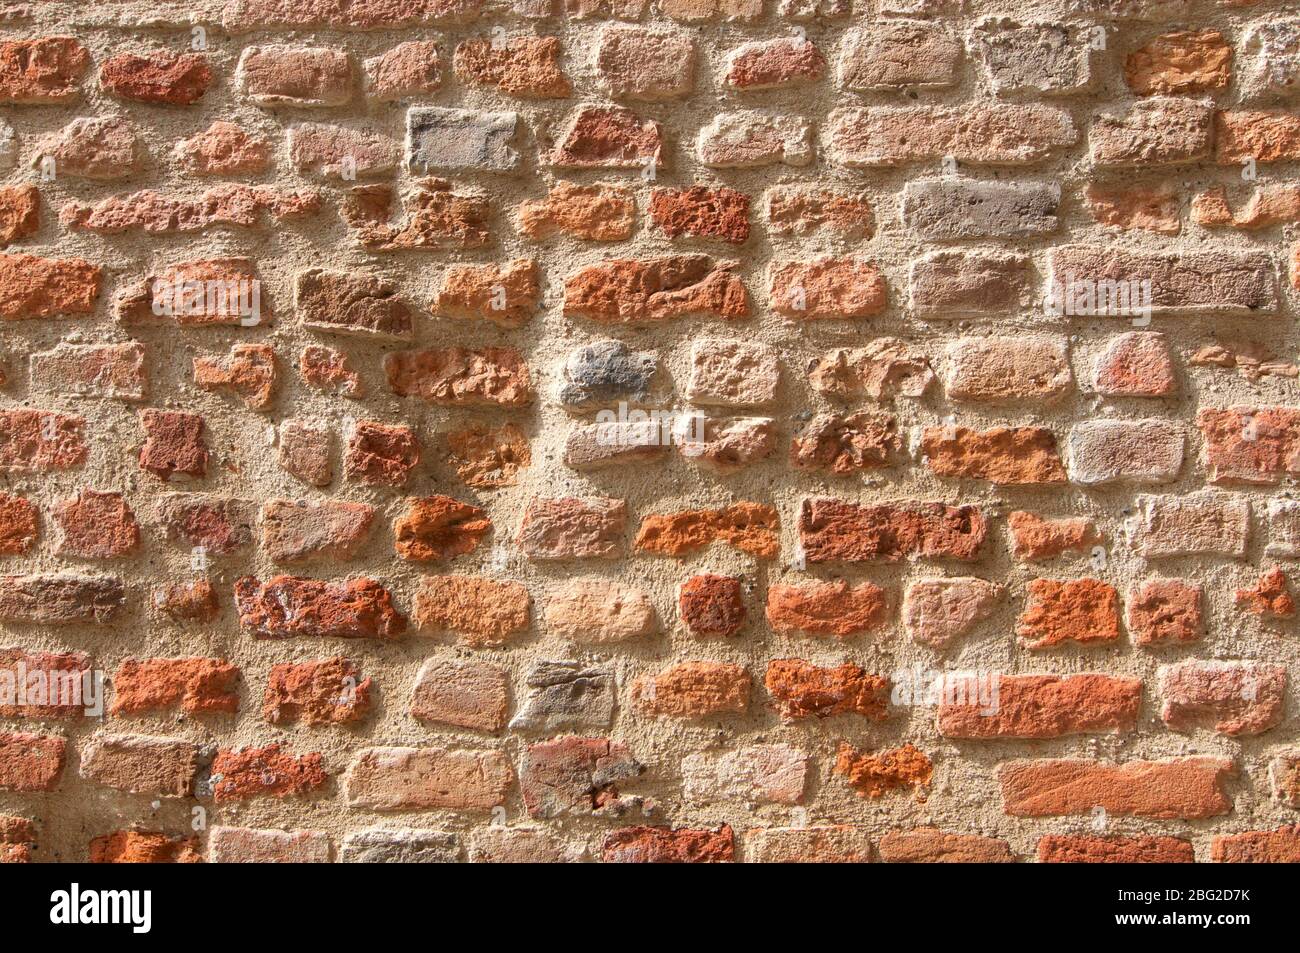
[0,0,1298,864]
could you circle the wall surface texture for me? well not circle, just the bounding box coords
[0,0,1298,863]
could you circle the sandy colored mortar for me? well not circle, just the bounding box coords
[0,0,1297,861]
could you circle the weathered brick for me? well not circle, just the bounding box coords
[342,179,489,250]
[174,122,271,176]
[300,345,363,398]
[940,675,1140,739]
[364,41,443,101]
[1090,98,1213,165]
[686,339,778,407]
[565,255,747,323]
[830,104,1077,166]
[807,340,934,399]
[744,826,871,863]
[0,254,100,320]
[151,579,220,623]
[0,494,37,556]
[697,112,812,168]
[649,186,749,244]
[1093,332,1176,396]
[89,831,201,864]
[766,580,887,639]
[446,423,529,488]
[1067,419,1184,485]
[635,503,777,559]
[280,419,333,487]
[193,343,277,410]
[834,743,932,799]
[765,186,872,238]
[1241,21,1300,100]
[454,36,570,98]
[1008,511,1099,561]
[1235,567,1296,617]
[838,22,960,90]
[765,659,888,720]
[903,577,999,648]
[139,410,208,481]
[1137,493,1251,558]
[1038,835,1193,864]
[468,827,582,863]
[909,250,1033,315]
[262,499,375,563]
[550,104,662,168]
[52,490,140,559]
[517,181,635,241]
[288,123,400,179]
[207,827,332,863]
[902,179,1059,240]
[410,656,509,732]
[345,420,420,486]
[923,425,1066,485]
[944,336,1071,403]
[224,0,484,31]
[632,661,750,718]
[413,574,530,645]
[800,498,986,563]
[340,830,460,863]
[66,186,320,235]
[595,25,694,100]
[0,184,38,244]
[0,37,88,104]
[999,757,1234,819]
[112,658,239,716]
[517,496,625,559]
[544,578,656,642]
[154,494,255,556]
[770,256,886,319]
[1125,31,1232,96]
[297,269,413,341]
[118,258,267,326]
[521,736,641,818]
[510,663,614,733]
[683,744,807,805]
[344,746,511,811]
[235,575,406,640]
[790,411,899,474]
[80,734,198,797]
[433,259,540,327]
[264,657,372,725]
[30,343,146,401]
[971,19,1092,95]
[386,347,531,406]
[1084,183,1181,234]
[101,52,212,105]
[0,649,91,718]
[0,574,123,625]
[1017,578,1119,650]
[1198,407,1300,484]
[0,733,65,792]
[877,829,1015,863]
[1159,660,1285,736]
[725,37,825,90]
[211,744,327,802]
[1212,826,1300,863]
[238,46,354,107]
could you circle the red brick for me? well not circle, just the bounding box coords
[174,122,271,176]
[564,255,748,323]
[939,674,1140,739]
[151,579,220,623]
[766,186,872,238]
[117,258,267,326]
[798,497,987,563]
[454,36,570,98]
[0,816,34,863]
[1235,567,1296,617]
[1212,826,1300,863]
[1091,99,1213,166]
[1038,835,1193,863]
[0,733,65,791]
[1198,407,1300,485]
[550,104,663,168]
[30,342,146,401]
[770,256,886,320]
[101,52,212,105]
[238,45,354,107]
[838,21,960,90]
[517,496,626,559]
[602,825,733,863]
[522,737,642,818]
[1084,183,1180,234]
[999,757,1233,819]
[154,494,255,556]
[0,649,91,718]
[235,575,406,640]
[300,345,363,398]
[1094,331,1176,396]
[649,186,749,244]
[0,254,100,320]
[65,186,320,235]
[1008,511,1099,561]
[139,410,208,481]
[679,574,745,637]
[193,343,277,409]
[385,347,532,405]
[0,184,38,244]
[89,831,201,864]
[834,743,932,799]
[432,259,540,328]
[877,829,1015,863]
[264,657,372,725]
[0,494,37,555]
[364,41,442,101]
[211,744,328,802]
[725,37,825,90]
[393,495,489,561]
[410,656,508,732]
[634,502,777,559]
[923,426,1066,485]
[1017,578,1119,650]
[0,37,89,104]
[224,0,484,31]
[446,423,530,488]
[517,181,635,241]
[830,104,1076,166]
[632,661,750,718]
[765,659,888,721]
[944,336,1071,403]
[344,746,511,811]
[112,658,239,716]
[1127,579,1203,646]
[1215,110,1300,164]
[52,490,139,559]
[807,340,934,399]
[1125,31,1232,96]
[1159,660,1286,736]
[342,179,489,250]
[296,269,413,341]
[765,580,887,639]
[413,574,530,646]
[280,419,333,487]
[207,827,331,863]
[345,420,420,487]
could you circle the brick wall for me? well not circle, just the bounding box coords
[0,0,1297,864]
